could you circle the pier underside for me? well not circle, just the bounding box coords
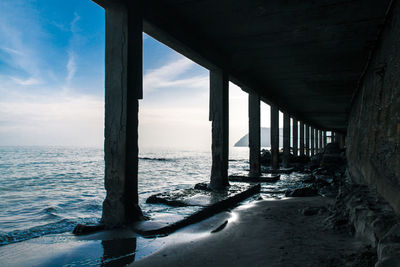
[93,0,399,232]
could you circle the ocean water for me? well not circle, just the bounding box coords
[0,146,304,247]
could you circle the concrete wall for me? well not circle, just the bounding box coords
[346,2,400,213]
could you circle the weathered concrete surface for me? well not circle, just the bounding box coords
[310,127,315,156]
[346,1,400,214]
[283,113,290,168]
[319,130,323,153]
[306,125,310,156]
[101,3,143,227]
[270,105,279,169]
[135,0,392,131]
[292,118,298,156]
[300,122,305,156]
[248,93,261,177]
[209,69,230,190]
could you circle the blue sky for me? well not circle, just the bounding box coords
[0,0,277,149]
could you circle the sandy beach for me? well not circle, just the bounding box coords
[132,196,371,267]
[0,196,375,266]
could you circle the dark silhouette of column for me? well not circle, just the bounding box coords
[292,118,298,156]
[270,105,279,169]
[305,125,310,156]
[102,1,143,227]
[283,113,290,168]
[299,122,305,156]
[310,127,315,156]
[209,69,229,190]
[318,130,323,153]
[248,93,261,177]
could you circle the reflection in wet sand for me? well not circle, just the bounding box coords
[101,238,137,266]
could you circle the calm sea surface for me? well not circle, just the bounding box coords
[0,146,304,246]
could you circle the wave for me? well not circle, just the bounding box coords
[0,217,99,246]
[139,157,175,162]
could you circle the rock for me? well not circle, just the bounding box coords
[324,142,341,154]
[194,183,211,191]
[378,224,400,260]
[321,153,345,167]
[285,187,318,197]
[375,256,400,267]
[73,224,105,235]
[146,195,189,207]
[301,175,315,183]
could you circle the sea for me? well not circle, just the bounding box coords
[0,146,305,247]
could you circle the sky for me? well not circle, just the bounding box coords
[0,0,281,150]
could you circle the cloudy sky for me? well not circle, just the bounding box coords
[0,0,280,150]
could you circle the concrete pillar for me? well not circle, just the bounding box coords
[323,131,327,148]
[292,118,298,156]
[299,122,305,156]
[102,2,143,227]
[305,125,310,156]
[315,129,319,153]
[310,127,315,156]
[283,113,290,168]
[332,132,336,143]
[209,69,229,190]
[338,133,345,149]
[270,105,279,169]
[318,130,323,153]
[248,93,261,177]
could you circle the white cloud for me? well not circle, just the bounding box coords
[10,76,39,86]
[143,57,208,94]
[66,51,76,83]
[0,91,104,147]
[0,46,23,56]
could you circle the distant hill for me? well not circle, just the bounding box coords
[234,127,283,147]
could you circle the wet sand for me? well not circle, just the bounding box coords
[0,197,371,266]
[132,197,368,267]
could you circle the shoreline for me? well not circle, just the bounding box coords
[0,196,375,267]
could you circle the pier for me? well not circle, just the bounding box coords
[93,0,399,265]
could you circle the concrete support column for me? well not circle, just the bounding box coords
[102,2,143,227]
[315,129,319,153]
[248,93,261,177]
[338,133,345,149]
[292,118,298,156]
[283,113,290,168]
[299,122,305,156]
[270,105,279,169]
[305,125,310,156]
[310,127,315,156]
[323,131,327,148]
[209,69,229,190]
[318,130,323,153]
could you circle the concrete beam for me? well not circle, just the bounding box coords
[283,113,290,168]
[248,93,261,177]
[209,69,229,190]
[270,105,279,169]
[292,118,298,156]
[299,122,305,156]
[310,127,315,156]
[305,125,310,156]
[102,2,143,227]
